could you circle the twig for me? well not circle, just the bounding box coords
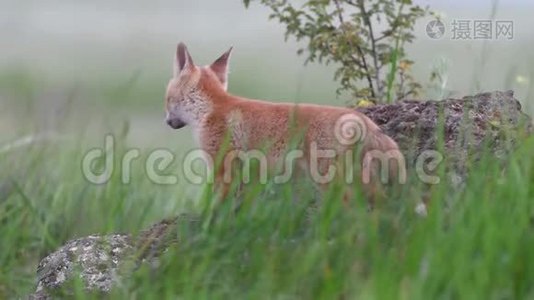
[332,0,376,98]
[356,0,382,99]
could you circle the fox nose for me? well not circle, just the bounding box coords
[166,117,186,129]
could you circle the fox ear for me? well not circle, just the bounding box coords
[210,47,233,90]
[174,42,195,77]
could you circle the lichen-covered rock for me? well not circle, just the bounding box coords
[28,215,201,299]
[28,234,133,299]
[357,90,533,185]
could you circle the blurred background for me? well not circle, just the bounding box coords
[1,0,533,152]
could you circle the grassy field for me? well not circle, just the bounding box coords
[1,117,534,298]
[1,68,534,298]
[2,1,534,298]
[2,44,534,300]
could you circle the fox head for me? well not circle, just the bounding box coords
[165,42,233,129]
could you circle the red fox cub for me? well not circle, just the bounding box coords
[165,43,405,203]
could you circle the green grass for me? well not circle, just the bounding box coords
[1,25,534,297]
[1,125,534,299]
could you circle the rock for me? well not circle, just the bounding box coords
[357,90,533,186]
[29,234,133,300]
[27,91,533,298]
[27,215,201,299]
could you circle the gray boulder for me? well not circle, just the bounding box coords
[28,216,200,299]
[357,90,533,186]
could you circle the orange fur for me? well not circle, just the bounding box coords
[165,43,405,204]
